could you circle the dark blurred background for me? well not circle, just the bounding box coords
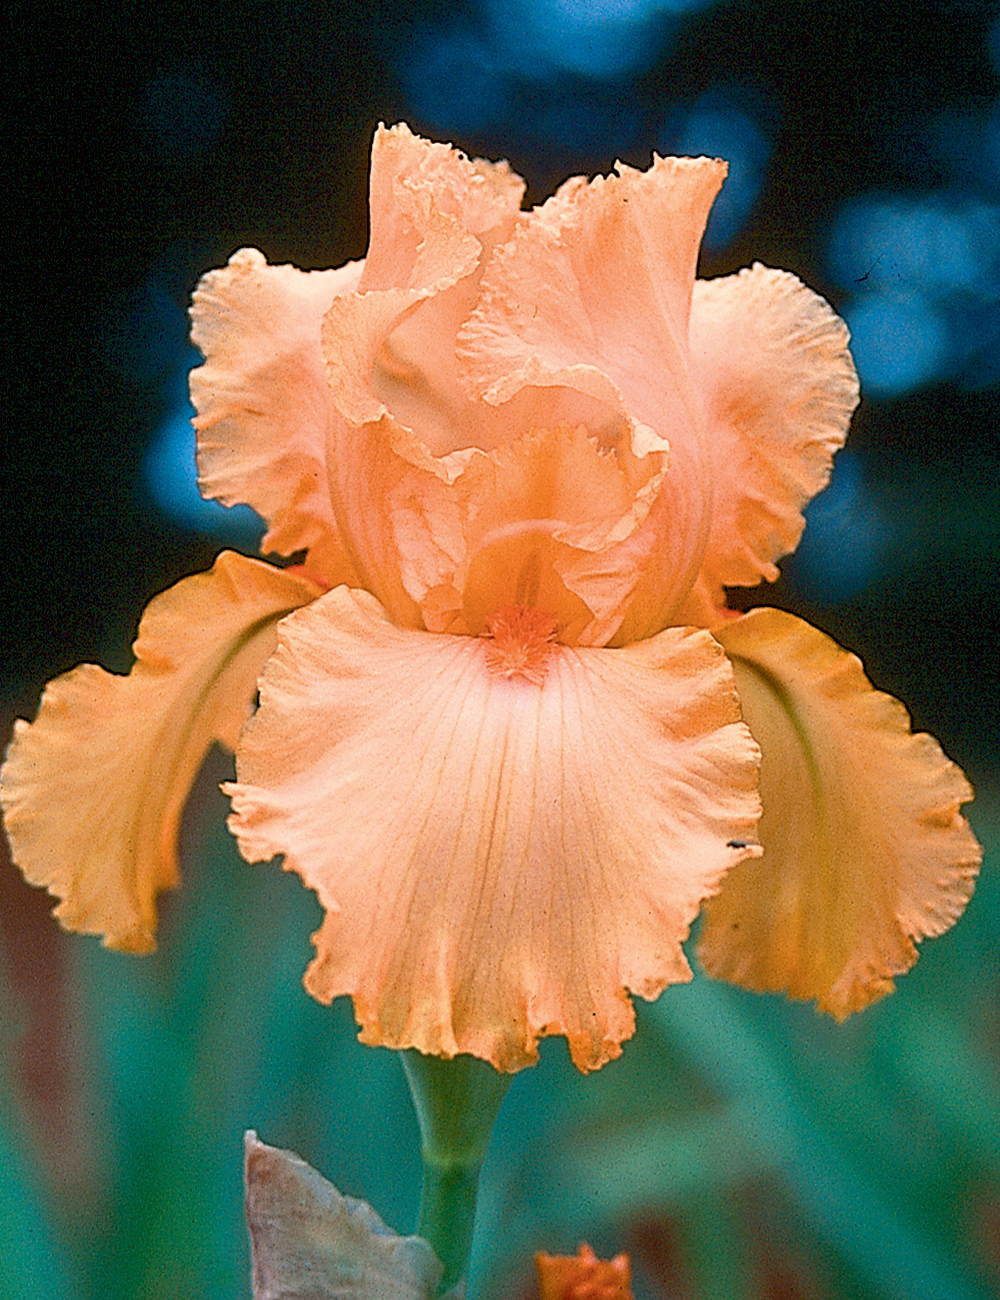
[3,2,999,1299]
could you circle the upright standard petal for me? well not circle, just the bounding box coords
[458,155,728,638]
[452,422,667,646]
[0,554,321,953]
[682,266,859,623]
[226,587,761,1072]
[321,130,522,617]
[459,155,726,414]
[318,406,665,644]
[325,124,520,434]
[245,1132,443,1300]
[191,248,363,586]
[701,608,981,1016]
[362,121,525,293]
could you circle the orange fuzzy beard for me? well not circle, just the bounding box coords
[482,605,560,684]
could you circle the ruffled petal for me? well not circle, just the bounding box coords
[244,1132,442,1300]
[324,123,522,433]
[323,408,464,629]
[459,155,726,414]
[362,122,525,291]
[0,554,321,953]
[190,248,363,586]
[323,128,675,630]
[451,423,667,645]
[458,155,728,637]
[701,608,981,1016]
[320,129,529,611]
[226,587,761,1073]
[681,266,860,623]
[537,1245,634,1300]
[323,393,669,639]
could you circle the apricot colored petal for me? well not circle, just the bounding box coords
[325,399,655,636]
[321,255,480,620]
[459,155,726,413]
[324,409,464,629]
[349,125,529,461]
[682,266,860,622]
[454,424,666,644]
[0,554,321,953]
[458,156,727,632]
[537,1246,634,1300]
[226,588,761,1073]
[325,126,512,431]
[245,1132,442,1300]
[362,122,524,292]
[702,609,981,1016]
[190,248,362,586]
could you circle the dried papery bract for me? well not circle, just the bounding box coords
[244,1133,445,1300]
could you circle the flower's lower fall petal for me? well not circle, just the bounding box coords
[681,265,859,623]
[190,248,362,586]
[226,588,761,1073]
[244,1132,443,1300]
[0,554,321,953]
[702,608,981,1016]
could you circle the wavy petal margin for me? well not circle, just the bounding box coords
[245,1132,442,1300]
[0,554,321,953]
[682,266,860,622]
[321,129,527,616]
[362,121,525,292]
[458,155,727,637]
[396,422,667,645]
[537,1245,634,1300]
[325,123,522,433]
[191,248,363,585]
[226,587,760,1072]
[701,608,981,1016]
[458,155,726,416]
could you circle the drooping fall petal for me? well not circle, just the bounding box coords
[681,265,860,623]
[0,554,321,953]
[457,155,728,638]
[226,586,761,1072]
[244,1132,444,1300]
[190,249,363,586]
[701,608,981,1016]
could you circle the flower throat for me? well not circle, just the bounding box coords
[482,605,559,684]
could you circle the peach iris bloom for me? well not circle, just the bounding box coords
[1,126,981,1073]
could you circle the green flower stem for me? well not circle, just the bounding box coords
[401,1051,512,1294]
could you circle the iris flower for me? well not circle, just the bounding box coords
[1,125,980,1073]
